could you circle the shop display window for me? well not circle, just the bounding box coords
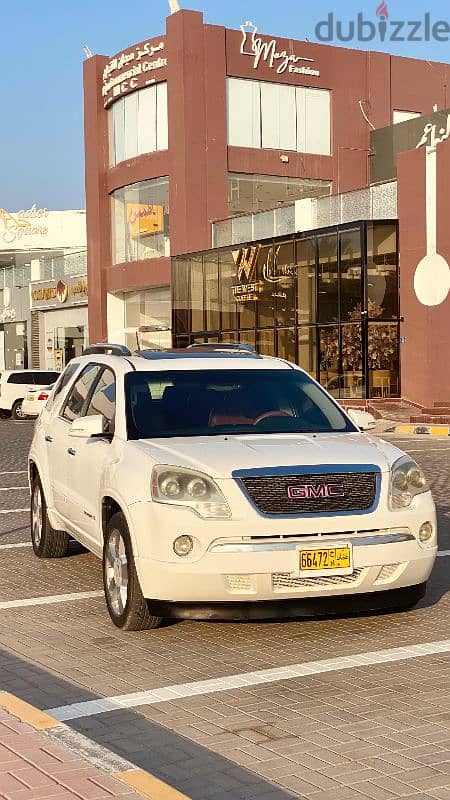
[111,177,169,264]
[172,221,400,399]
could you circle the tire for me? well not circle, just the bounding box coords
[103,512,163,631]
[12,400,26,420]
[30,476,70,558]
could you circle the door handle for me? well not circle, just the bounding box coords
[45,435,53,443]
[67,448,76,456]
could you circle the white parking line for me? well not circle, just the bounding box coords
[437,550,450,557]
[0,487,29,492]
[0,470,27,475]
[0,591,103,609]
[47,639,450,721]
[0,508,28,515]
[0,542,32,550]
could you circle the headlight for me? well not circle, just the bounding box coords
[389,456,429,509]
[151,466,231,519]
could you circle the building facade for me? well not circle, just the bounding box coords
[0,207,86,370]
[84,9,450,405]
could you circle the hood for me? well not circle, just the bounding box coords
[134,433,405,480]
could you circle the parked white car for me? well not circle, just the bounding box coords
[0,370,60,420]
[22,384,55,418]
[28,344,437,631]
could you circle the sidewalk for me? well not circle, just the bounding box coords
[0,707,138,800]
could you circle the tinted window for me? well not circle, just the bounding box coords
[62,365,102,422]
[47,363,80,410]
[85,369,116,435]
[125,369,356,440]
[32,372,60,385]
[7,372,34,385]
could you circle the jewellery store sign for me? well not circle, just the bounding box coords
[102,38,167,107]
[30,277,88,310]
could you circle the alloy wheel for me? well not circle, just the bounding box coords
[31,484,43,546]
[104,529,129,617]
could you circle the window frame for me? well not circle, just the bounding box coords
[84,367,117,438]
[60,364,103,424]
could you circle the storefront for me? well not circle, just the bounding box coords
[173,221,400,400]
[0,206,86,370]
[30,276,88,371]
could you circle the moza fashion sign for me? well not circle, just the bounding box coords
[240,21,320,77]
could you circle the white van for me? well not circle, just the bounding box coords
[0,370,59,420]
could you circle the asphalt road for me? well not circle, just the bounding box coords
[0,418,448,800]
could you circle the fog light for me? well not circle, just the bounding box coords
[173,535,194,557]
[419,522,434,543]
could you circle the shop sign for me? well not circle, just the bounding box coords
[102,40,167,107]
[232,246,264,303]
[231,243,299,303]
[240,21,320,77]
[127,204,164,238]
[416,113,450,149]
[31,277,88,309]
[0,205,49,245]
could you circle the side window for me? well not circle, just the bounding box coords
[85,368,116,435]
[47,363,80,410]
[8,373,33,385]
[61,365,102,423]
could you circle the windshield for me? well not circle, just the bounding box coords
[125,369,356,439]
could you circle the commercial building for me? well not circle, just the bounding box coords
[0,207,86,370]
[83,8,450,406]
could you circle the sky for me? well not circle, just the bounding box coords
[2,0,450,211]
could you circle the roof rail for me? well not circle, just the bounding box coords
[82,343,132,357]
[186,343,257,354]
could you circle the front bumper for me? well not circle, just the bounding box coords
[135,536,436,603]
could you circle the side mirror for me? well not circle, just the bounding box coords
[69,415,105,438]
[347,409,377,432]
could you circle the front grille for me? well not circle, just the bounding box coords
[272,569,364,591]
[239,472,377,515]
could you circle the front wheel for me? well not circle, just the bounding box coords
[31,477,70,558]
[103,512,163,631]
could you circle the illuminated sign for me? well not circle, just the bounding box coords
[127,204,164,238]
[240,21,320,77]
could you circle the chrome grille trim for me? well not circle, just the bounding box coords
[272,569,364,590]
[239,471,378,516]
[209,531,414,553]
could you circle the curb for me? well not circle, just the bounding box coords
[384,424,450,436]
[0,691,191,800]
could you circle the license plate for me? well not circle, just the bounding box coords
[297,544,353,577]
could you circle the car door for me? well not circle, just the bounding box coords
[64,367,116,552]
[48,364,102,521]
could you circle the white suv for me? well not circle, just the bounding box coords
[28,344,437,631]
[0,370,60,419]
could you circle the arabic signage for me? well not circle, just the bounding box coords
[127,204,164,239]
[240,21,320,77]
[102,38,167,107]
[416,113,450,149]
[370,107,450,184]
[30,277,88,310]
[0,205,49,246]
